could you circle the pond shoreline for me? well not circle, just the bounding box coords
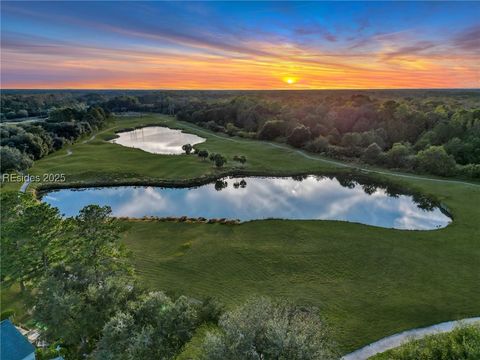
[37,169,452,230]
[34,168,406,192]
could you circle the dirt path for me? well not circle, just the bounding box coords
[82,125,117,144]
[342,317,480,360]
[82,134,96,143]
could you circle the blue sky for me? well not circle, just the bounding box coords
[2,1,479,88]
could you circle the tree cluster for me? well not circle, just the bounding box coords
[168,92,480,178]
[1,106,111,173]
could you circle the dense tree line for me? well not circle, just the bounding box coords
[82,89,480,178]
[172,94,480,178]
[1,193,336,359]
[0,106,111,173]
[2,90,479,178]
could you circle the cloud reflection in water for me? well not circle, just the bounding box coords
[42,176,451,230]
[110,126,205,154]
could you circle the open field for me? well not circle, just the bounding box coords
[28,114,340,187]
[3,114,480,354]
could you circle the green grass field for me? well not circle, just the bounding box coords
[29,114,341,187]
[3,114,480,354]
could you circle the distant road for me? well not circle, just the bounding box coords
[1,116,47,125]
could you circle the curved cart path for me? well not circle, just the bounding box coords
[18,121,480,194]
[342,317,480,360]
[20,177,31,193]
[178,122,480,188]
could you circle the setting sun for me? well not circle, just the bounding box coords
[283,77,298,85]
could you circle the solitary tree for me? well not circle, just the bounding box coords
[182,144,193,155]
[198,149,209,161]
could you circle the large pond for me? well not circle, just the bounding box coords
[110,126,205,154]
[42,176,451,230]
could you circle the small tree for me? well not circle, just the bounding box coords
[199,297,337,360]
[386,142,413,168]
[233,155,246,165]
[287,125,311,148]
[210,153,227,168]
[93,292,199,360]
[198,150,209,161]
[182,144,193,155]
[214,155,226,168]
[305,136,329,153]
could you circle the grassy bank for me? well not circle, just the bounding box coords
[27,114,339,188]
[121,174,479,352]
[2,114,479,354]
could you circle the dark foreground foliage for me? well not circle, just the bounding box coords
[1,192,337,360]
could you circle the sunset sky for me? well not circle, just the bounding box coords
[1,1,479,89]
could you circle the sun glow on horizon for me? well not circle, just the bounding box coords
[283,77,298,85]
[1,2,478,89]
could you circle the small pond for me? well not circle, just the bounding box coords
[110,126,205,154]
[41,176,451,230]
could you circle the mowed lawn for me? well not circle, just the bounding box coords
[11,114,480,353]
[29,114,339,185]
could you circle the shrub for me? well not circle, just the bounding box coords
[287,125,311,148]
[0,146,33,173]
[456,164,480,179]
[209,153,227,168]
[233,155,246,164]
[305,136,329,153]
[199,297,337,360]
[386,142,414,169]
[198,149,209,160]
[258,120,286,140]
[363,142,383,164]
[415,145,457,177]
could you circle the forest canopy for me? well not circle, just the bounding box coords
[1,90,479,178]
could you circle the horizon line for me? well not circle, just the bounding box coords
[2,88,479,92]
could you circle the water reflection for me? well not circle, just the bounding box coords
[42,176,451,230]
[109,126,205,154]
